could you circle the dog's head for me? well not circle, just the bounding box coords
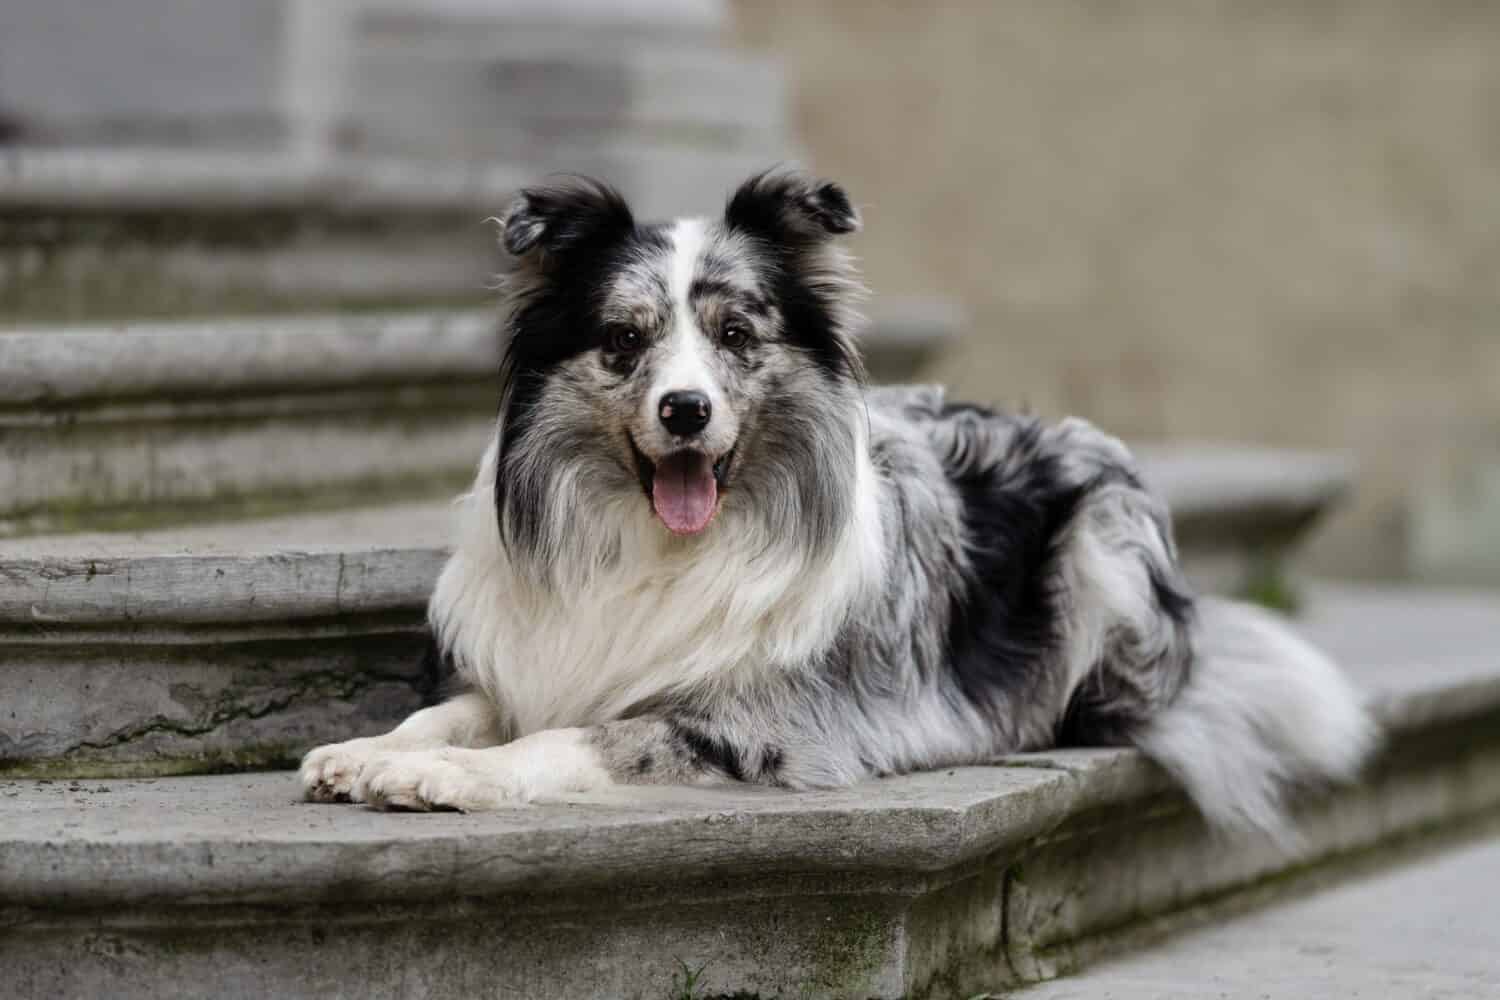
[491,169,867,577]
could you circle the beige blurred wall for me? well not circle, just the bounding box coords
[730,0,1500,580]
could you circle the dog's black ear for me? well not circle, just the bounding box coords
[724,169,861,243]
[498,177,635,259]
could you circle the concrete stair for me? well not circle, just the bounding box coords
[0,504,448,777]
[1135,444,1353,596]
[1,583,1497,998]
[1014,821,1500,999]
[0,0,770,168]
[2,5,1465,993]
[0,148,779,322]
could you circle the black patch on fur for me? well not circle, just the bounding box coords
[723,169,861,379]
[937,400,999,420]
[943,419,1090,714]
[1055,667,1147,747]
[494,178,670,551]
[687,277,742,303]
[417,631,462,707]
[726,170,860,237]
[500,176,634,258]
[634,753,654,775]
[666,717,746,782]
[1149,564,1196,626]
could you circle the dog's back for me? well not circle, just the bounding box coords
[866,384,1376,837]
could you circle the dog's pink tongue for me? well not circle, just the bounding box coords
[651,452,718,535]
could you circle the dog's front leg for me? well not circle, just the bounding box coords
[354,716,770,812]
[300,690,506,803]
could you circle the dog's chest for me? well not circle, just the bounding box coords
[479,570,786,734]
[483,543,880,736]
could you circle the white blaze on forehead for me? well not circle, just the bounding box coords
[650,217,721,406]
[668,216,709,307]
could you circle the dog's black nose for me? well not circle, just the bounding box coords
[659,390,711,436]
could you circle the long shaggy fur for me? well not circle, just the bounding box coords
[302,169,1378,839]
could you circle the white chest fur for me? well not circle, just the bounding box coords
[428,440,885,736]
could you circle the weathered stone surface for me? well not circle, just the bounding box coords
[0,150,516,321]
[0,311,499,534]
[1135,445,1353,594]
[350,31,786,162]
[1137,446,1353,536]
[0,1,299,148]
[0,502,450,624]
[1,628,429,777]
[0,613,1497,998]
[0,148,526,212]
[0,0,742,159]
[0,310,502,406]
[1015,819,1500,999]
[0,147,770,322]
[0,504,452,775]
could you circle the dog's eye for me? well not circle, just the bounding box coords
[721,321,750,349]
[606,326,644,354]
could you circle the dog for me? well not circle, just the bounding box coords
[301,169,1376,837]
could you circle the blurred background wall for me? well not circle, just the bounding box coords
[732,0,1500,584]
[1,0,1496,584]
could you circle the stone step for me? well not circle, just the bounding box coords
[1013,818,1500,999]
[0,436,1349,778]
[0,0,739,154]
[2,583,1497,999]
[0,310,500,536]
[0,503,450,777]
[1134,444,1354,598]
[0,147,777,322]
[0,304,961,536]
[349,35,787,160]
[346,0,782,158]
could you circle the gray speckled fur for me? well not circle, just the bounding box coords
[306,171,1376,838]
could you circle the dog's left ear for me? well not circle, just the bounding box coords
[724,169,861,243]
[497,177,635,262]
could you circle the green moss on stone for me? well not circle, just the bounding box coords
[1238,559,1302,615]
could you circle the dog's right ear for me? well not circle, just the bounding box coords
[724,169,861,245]
[497,177,635,260]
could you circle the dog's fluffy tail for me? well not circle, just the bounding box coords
[1136,596,1380,840]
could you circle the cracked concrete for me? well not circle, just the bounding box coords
[0,505,454,775]
[0,629,429,776]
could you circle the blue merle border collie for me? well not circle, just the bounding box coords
[301,169,1376,838]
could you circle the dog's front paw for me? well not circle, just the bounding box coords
[353,748,512,812]
[300,736,406,803]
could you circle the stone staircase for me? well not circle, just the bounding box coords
[0,147,775,323]
[2,585,1498,998]
[0,198,1426,996]
[7,3,1486,996]
[0,150,1395,1000]
[5,255,1493,998]
[6,294,1487,999]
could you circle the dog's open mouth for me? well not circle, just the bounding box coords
[629,438,734,536]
